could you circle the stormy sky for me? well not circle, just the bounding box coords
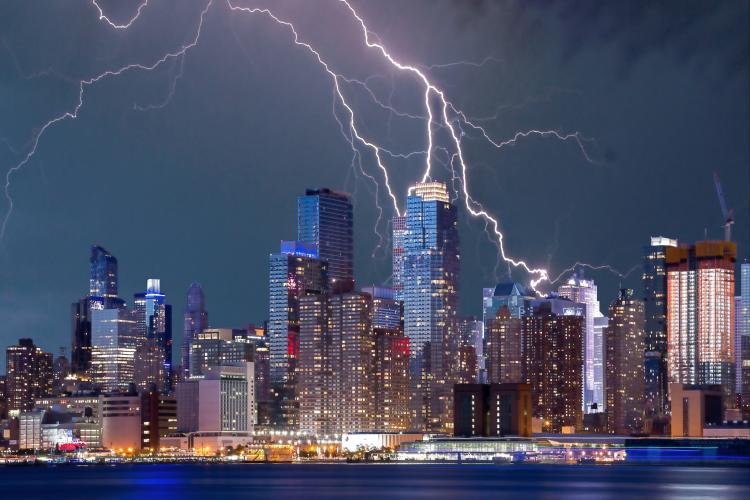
[0,0,747,364]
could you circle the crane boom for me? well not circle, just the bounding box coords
[712,171,734,241]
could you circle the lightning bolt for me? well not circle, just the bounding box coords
[0,1,213,239]
[92,0,150,29]
[4,0,615,295]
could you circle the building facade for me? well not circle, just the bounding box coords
[6,339,53,413]
[297,188,353,288]
[558,273,605,413]
[605,289,645,434]
[399,182,460,432]
[182,282,208,379]
[91,308,139,392]
[642,236,678,418]
[666,241,736,402]
[486,306,523,384]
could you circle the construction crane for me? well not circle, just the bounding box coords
[713,171,734,241]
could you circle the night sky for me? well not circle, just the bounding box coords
[0,0,747,365]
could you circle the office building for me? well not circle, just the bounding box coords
[453,383,532,438]
[71,246,126,375]
[176,363,255,435]
[666,241,736,402]
[399,182,460,432]
[91,308,139,392]
[133,279,173,393]
[189,328,252,377]
[297,188,353,287]
[182,282,208,379]
[642,236,678,418]
[141,390,177,452]
[605,289,645,434]
[558,273,605,413]
[6,338,53,413]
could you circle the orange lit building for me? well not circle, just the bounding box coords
[666,241,735,402]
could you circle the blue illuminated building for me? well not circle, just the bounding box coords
[297,188,353,288]
[182,282,208,379]
[133,279,173,392]
[399,182,459,431]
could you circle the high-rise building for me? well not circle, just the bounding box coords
[391,215,407,302]
[268,240,328,429]
[71,246,126,375]
[188,328,253,378]
[522,299,585,433]
[175,363,255,435]
[737,261,750,416]
[91,308,139,393]
[89,245,119,300]
[297,188,353,288]
[399,182,460,432]
[482,282,535,383]
[642,236,678,418]
[364,286,410,432]
[666,241,736,402]
[558,272,605,413]
[456,317,481,384]
[6,339,53,413]
[182,282,208,379]
[605,289,645,434]
[52,348,70,394]
[133,279,173,393]
[486,306,523,384]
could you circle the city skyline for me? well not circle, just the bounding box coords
[0,1,747,363]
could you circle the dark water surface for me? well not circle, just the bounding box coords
[0,463,747,499]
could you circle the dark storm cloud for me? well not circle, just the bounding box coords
[458,0,748,79]
[0,0,747,364]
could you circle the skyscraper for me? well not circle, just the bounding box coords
[182,282,208,379]
[666,241,736,403]
[268,240,328,429]
[737,261,750,416]
[482,282,535,384]
[605,289,645,434]
[6,339,53,412]
[297,188,353,288]
[399,181,459,432]
[133,279,173,393]
[558,272,605,413]
[71,246,125,375]
[90,308,139,392]
[522,298,585,433]
[89,245,119,301]
[486,306,522,384]
[642,236,678,418]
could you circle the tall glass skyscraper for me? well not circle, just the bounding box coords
[89,245,119,301]
[182,282,208,379]
[72,245,125,375]
[558,272,605,413]
[642,236,678,417]
[297,188,353,288]
[132,279,173,392]
[398,182,459,431]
